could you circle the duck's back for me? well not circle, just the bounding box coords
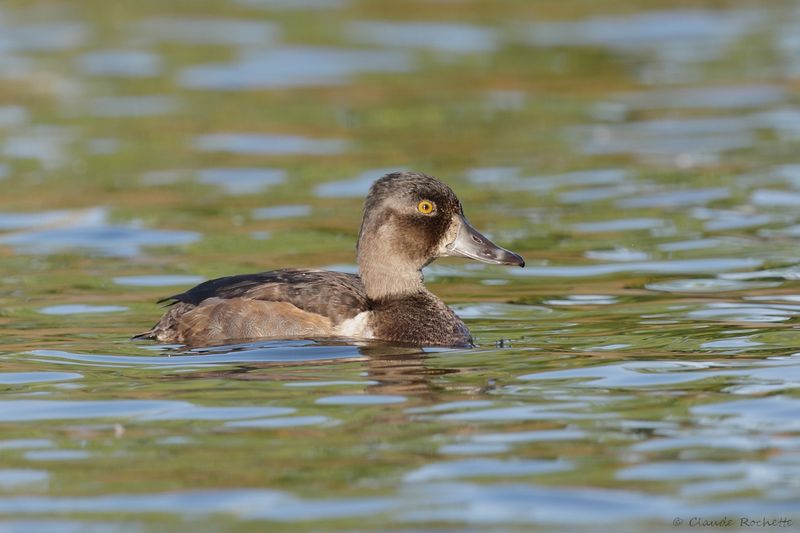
[137,268,369,344]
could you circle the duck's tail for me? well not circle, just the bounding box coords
[131,302,195,342]
[131,328,157,341]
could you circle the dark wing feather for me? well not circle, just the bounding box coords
[161,268,369,323]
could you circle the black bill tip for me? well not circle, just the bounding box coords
[500,250,525,268]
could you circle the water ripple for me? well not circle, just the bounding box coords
[87,95,179,118]
[347,21,497,54]
[134,18,280,46]
[404,458,572,482]
[226,415,333,428]
[29,343,365,367]
[196,167,286,195]
[113,275,205,287]
[520,358,800,394]
[76,50,162,78]
[315,167,402,198]
[180,47,412,90]
[0,372,81,385]
[0,400,293,423]
[315,394,406,405]
[0,470,49,489]
[646,278,779,293]
[692,396,800,431]
[252,205,311,219]
[192,132,348,155]
[512,258,762,278]
[38,305,128,315]
[0,207,199,257]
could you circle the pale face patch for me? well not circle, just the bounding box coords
[437,215,461,255]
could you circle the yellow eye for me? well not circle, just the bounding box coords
[417,200,435,214]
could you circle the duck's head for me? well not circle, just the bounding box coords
[357,172,524,295]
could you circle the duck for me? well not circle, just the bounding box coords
[135,171,524,347]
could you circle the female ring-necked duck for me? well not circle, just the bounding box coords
[136,171,524,346]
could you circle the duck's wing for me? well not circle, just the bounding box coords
[160,268,369,323]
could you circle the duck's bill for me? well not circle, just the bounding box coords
[444,215,525,267]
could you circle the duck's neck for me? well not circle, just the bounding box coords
[357,233,425,300]
[359,259,424,301]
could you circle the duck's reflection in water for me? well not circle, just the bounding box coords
[163,338,462,399]
[359,343,460,397]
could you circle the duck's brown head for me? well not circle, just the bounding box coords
[357,171,523,298]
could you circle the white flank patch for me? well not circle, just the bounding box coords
[335,311,373,339]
